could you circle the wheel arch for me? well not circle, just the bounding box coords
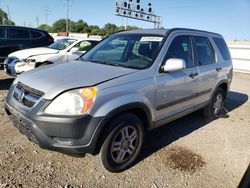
[92,102,152,154]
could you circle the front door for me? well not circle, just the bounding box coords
[155,35,200,122]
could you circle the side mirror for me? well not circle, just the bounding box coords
[161,58,186,73]
[69,47,79,53]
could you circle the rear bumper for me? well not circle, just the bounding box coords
[5,98,103,155]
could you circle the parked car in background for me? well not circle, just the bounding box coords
[0,26,54,63]
[5,28,232,172]
[4,38,100,76]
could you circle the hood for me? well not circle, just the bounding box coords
[9,47,59,60]
[15,61,137,100]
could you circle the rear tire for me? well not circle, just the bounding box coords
[203,87,225,121]
[99,113,145,172]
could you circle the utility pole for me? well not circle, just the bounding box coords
[65,0,71,33]
[36,16,39,27]
[43,7,49,31]
[7,5,11,25]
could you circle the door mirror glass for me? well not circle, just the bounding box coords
[161,58,186,72]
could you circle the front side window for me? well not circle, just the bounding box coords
[165,35,194,68]
[48,38,77,50]
[194,36,215,66]
[8,28,30,39]
[83,34,164,70]
[0,28,7,39]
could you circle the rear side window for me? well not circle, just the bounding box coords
[165,35,194,68]
[0,28,7,39]
[30,30,43,38]
[213,37,231,61]
[193,36,215,66]
[8,28,30,39]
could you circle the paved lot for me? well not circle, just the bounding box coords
[0,70,249,188]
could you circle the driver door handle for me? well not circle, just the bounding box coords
[189,72,199,78]
[216,67,222,72]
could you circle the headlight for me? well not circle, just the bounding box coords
[44,87,97,115]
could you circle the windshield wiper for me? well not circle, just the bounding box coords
[88,59,121,67]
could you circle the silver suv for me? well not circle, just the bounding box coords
[5,28,233,172]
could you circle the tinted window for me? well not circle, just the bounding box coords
[30,30,43,38]
[0,28,7,39]
[8,28,30,39]
[194,36,215,66]
[166,35,194,68]
[213,37,231,61]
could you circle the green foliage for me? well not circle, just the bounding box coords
[51,19,67,32]
[38,24,52,32]
[39,18,141,36]
[0,8,15,25]
[101,23,118,36]
[89,25,101,35]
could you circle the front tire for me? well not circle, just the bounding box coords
[203,87,225,121]
[99,113,145,172]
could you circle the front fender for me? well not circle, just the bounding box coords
[90,94,154,120]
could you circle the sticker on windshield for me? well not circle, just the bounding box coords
[140,36,163,42]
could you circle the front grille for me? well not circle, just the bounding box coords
[13,82,44,107]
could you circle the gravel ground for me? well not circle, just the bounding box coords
[0,70,249,188]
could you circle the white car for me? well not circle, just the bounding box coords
[4,38,100,76]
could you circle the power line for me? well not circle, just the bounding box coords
[43,7,50,31]
[36,16,39,27]
[6,5,11,24]
[65,0,72,33]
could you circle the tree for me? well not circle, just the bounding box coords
[0,8,15,25]
[89,25,101,35]
[101,23,118,36]
[38,24,52,32]
[71,19,88,33]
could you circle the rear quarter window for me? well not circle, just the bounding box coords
[30,30,43,38]
[213,37,231,61]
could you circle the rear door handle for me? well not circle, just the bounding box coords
[189,72,199,78]
[216,67,222,72]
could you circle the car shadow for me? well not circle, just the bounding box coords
[0,78,15,90]
[136,91,248,165]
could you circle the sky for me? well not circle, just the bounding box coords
[0,0,249,40]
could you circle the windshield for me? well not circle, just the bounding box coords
[49,38,77,50]
[82,34,165,69]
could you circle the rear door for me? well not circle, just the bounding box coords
[192,36,218,102]
[7,27,31,53]
[155,35,199,121]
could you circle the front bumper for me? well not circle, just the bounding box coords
[4,58,18,77]
[5,92,103,155]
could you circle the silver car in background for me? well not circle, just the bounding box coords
[5,28,233,172]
